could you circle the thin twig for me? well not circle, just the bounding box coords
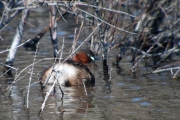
[27,42,39,108]
[0,62,18,71]
[77,2,136,18]
[82,79,87,96]
[2,58,60,92]
[63,22,102,62]
[173,69,180,78]
[39,78,57,116]
[77,8,136,34]
[153,67,180,73]
[42,37,65,87]
[0,67,12,77]
[131,46,154,72]
[55,4,68,23]
[0,36,3,41]
[0,39,32,54]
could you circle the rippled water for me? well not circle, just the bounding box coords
[1,9,180,120]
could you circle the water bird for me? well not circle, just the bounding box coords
[41,49,96,87]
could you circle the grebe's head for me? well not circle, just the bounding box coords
[72,49,98,64]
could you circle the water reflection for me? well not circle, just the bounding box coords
[132,97,142,102]
[40,85,96,120]
[140,101,151,106]
[0,78,27,120]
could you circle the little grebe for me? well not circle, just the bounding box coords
[41,49,95,87]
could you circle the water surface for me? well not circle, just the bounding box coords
[0,9,180,120]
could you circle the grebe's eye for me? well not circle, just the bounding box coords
[90,56,95,61]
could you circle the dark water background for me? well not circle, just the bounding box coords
[1,8,180,120]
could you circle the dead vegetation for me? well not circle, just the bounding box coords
[0,0,180,114]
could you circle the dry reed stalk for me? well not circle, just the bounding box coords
[39,38,65,115]
[27,42,39,108]
[63,22,102,62]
